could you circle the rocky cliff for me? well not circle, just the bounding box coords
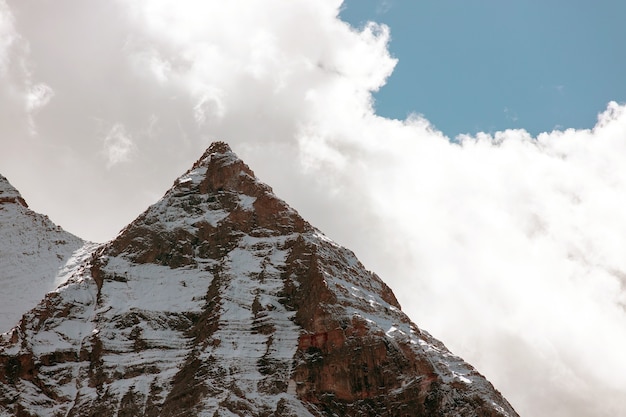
[0,143,518,416]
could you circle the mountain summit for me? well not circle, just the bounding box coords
[0,142,518,416]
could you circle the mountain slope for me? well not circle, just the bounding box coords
[0,143,518,416]
[0,175,89,334]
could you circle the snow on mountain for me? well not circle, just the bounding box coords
[0,143,518,416]
[0,174,90,334]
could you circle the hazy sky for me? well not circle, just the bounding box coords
[1,1,625,416]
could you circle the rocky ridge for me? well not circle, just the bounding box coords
[0,143,518,416]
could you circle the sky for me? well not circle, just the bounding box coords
[1,1,625,416]
[340,0,626,137]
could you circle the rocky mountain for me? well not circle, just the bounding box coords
[0,142,519,416]
[0,175,89,334]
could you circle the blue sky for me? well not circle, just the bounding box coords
[341,0,626,137]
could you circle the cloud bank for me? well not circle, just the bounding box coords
[1,1,625,416]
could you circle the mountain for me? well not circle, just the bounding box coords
[0,175,89,334]
[0,142,518,416]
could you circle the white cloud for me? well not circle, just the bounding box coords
[0,1,624,416]
[102,123,136,168]
[25,82,54,112]
[0,2,56,136]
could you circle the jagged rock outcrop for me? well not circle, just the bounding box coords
[0,143,519,416]
[0,174,89,334]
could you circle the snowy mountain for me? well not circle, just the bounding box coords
[0,143,518,416]
[0,175,90,334]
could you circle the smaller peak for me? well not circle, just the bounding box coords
[192,141,239,171]
[184,141,257,195]
[207,141,232,155]
[193,141,234,168]
[0,174,28,207]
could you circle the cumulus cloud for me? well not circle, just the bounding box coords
[312,105,626,417]
[0,1,625,416]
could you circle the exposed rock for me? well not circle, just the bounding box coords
[0,142,518,416]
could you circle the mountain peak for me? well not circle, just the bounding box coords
[191,140,239,174]
[0,174,28,207]
[199,140,234,159]
[0,143,518,416]
[106,141,310,268]
[182,141,259,196]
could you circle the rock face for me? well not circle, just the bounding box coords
[0,175,88,334]
[0,143,519,416]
